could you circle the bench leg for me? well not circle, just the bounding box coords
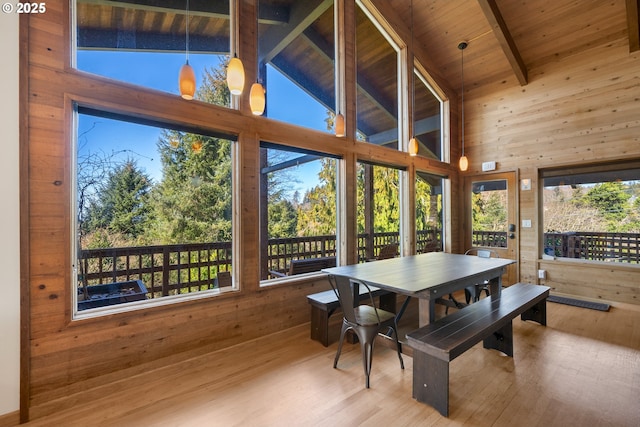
[483,321,514,357]
[412,350,450,417]
[310,306,331,347]
[521,299,547,325]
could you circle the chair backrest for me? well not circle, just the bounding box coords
[328,274,377,325]
[214,271,232,288]
[376,243,399,260]
[465,247,499,258]
[289,256,336,275]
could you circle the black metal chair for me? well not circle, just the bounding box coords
[463,248,500,304]
[328,274,404,388]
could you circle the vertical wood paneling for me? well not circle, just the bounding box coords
[466,35,640,304]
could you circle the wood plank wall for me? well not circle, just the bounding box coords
[464,36,640,304]
[21,0,457,421]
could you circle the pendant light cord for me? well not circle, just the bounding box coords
[410,0,415,139]
[459,42,467,157]
[256,0,260,83]
[185,0,190,63]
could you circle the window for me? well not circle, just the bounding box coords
[471,180,508,248]
[413,66,445,161]
[541,161,640,263]
[75,0,231,106]
[416,172,444,253]
[356,2,400,149]
[260,0,336,133]
[74,107,235,316]
[259,143,338,280]
[357,162,401,261]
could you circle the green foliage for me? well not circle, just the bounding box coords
[584,182,631,223]
[150,129,232,244]
[296,159,337,236]
[415,175,442,232]
[84,159,153,241]
[472,190,507,231]
[372,166,400,232]
[268,199,298,238]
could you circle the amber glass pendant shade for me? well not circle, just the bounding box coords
[227,56,245,95]
[250,82,265,115]
[179,62,196,100]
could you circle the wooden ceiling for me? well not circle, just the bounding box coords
[77,0,638,124]
[397,0,638,91]
[76,0,639,92]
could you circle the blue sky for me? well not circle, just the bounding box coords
[77,50,328,194]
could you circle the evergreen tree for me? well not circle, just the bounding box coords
[584,182,631,225]
[84,159,153,243]
[150,63,232,244]
[296,158,337,236]
[269,199,298,238]
[372,166,400,232]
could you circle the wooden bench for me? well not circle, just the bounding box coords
[270,256,336,278]
[406,282,550,417]
[307,286,397,347]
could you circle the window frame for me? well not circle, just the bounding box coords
[71,103,240,320]
[539,159,640,264]
[258,141,342,284]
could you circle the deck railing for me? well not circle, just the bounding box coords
[79,229,443,299]
[472,230,508,248]
[78,230,639,306]
[544,231,640,263]
[78,242,233,298]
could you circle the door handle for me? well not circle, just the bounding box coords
[508,224,515,239]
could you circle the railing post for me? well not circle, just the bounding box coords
[162,246,170,297]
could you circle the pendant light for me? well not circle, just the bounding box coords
[408,0,418,156]
[249,2,265,115]
[227,55,245,96]
[458,41,469,171]
[179,0,196,100]
[335,112,345,137]
[250,82,265,114]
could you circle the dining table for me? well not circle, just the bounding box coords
[323,251,515,326]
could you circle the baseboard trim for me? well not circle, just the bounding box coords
[0,410,20,427]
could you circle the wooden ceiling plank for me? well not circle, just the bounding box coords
[77,0,232,20]
[477,0,528,86]
[626,0,640,52]
[78,0,290,24]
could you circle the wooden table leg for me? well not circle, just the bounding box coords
[418,299,434,326]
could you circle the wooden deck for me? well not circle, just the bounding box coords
[19,301,640,427]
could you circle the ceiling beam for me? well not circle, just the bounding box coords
[626,0,640,52]
[259,0,333,65]
[261,154,321,175]
[368,115,440,146]
[477,0,528,86]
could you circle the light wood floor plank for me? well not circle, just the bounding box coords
[20,302,640,427]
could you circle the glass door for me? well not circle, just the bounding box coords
[464,172,518,285]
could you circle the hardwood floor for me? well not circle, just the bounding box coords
[20,300,640,427]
